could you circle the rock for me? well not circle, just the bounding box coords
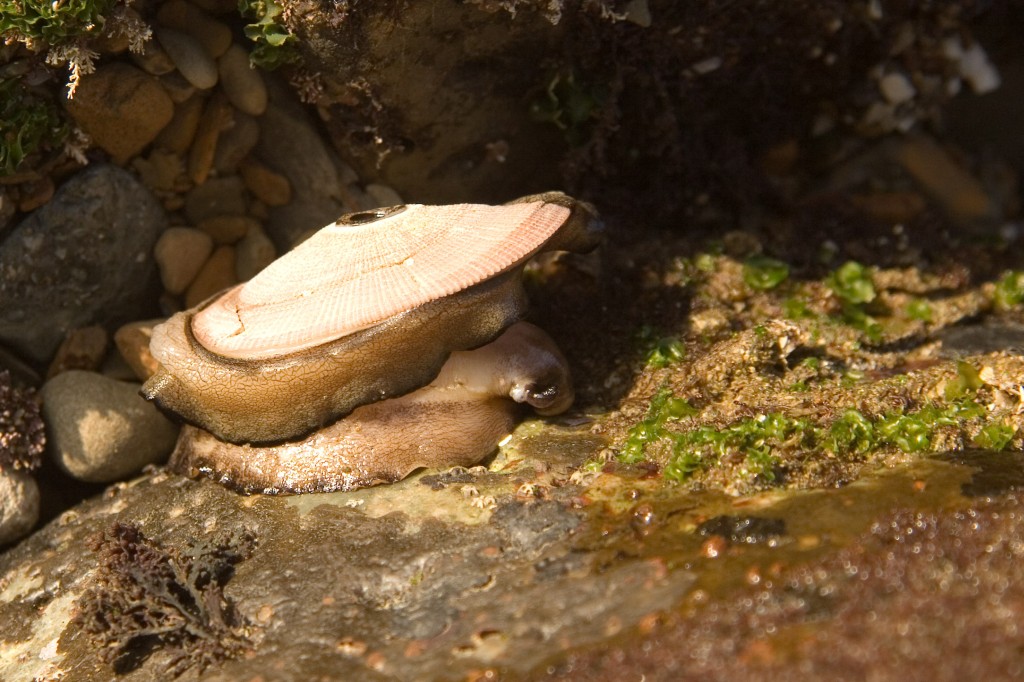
[188,93,232,184]
[214,112,260,173]
[185,245,237,307]
[113,320,163,381]
[15,177,54,213]
[155,95,205,154]
[240,160,291,206]
[0,165,166,363]
[154,227,214,294]
[197,215,258,245]
[158,70,197,103]
[878,72,916,105]
[365,183,403,208]
[156,26,218,90]
[64,63,174,164]
[156,0,233,58]
[218,44,268,116]
[40,371,179,483]
[131,39,176,76]
[46,326,108,379]
[235,224,277,281]
[0,470,38,546]
[184,175,247,223]
[255,85,347,249]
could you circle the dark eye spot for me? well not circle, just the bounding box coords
[336,204,407,226]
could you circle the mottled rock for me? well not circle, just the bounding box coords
[157,0,233,58]
[197,215,258,245]
[46,326,108,379]
[154,227,214,294]
[184,176,247,223]
[155,95,205,154]
[0,470,38,545]
[218,44,267,116]
[64,63,174,164]
[240,160,291,206]
[40,371,178,483]
[0,166,166,363]
[114,320,162,381]
[235,224,276,281]
[185,245,237,307]
[156,26,218,90]
[214,112,260,173]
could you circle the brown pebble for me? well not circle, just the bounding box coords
[188,93,233,185]
[217,44,267,115]
[47,326,109,379]
[114,320,163,381]
[155,95,205,154]
[16,177,55,212]
[184,175,247,223]
[154,226,214,294]
[198,215,259,245]
[157,0,233,58]
[64,63,174,165]
[240,160,292,207]
[188,0,237,14]
[185,245,237,307]
[850,191,927,225]
[213,112,260,173]
[156,26,218,90]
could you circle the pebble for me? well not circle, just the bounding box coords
[64,63,174,164]
[156,26,219,90]
[40,371,179,483]
[879,72,916,105]
[198,215,259,245]
[114,320,163,381]
[188,0,237,14]
[154,226,214,294]
[365,183,403,208]
[214,112,260,173]
[16,177,55,213]
[218,44,268,116]
[157,0,233,58]
[0,470,39,546]
[185,245,237,307]
[184,175,247,223]
[188,93,232,184]
[155,95,205,154]
[131,39,176,76]
[255,92,347,248]
[158,70,198,103]
[0,165,166,363]
[46,325,109,379]
[236,224,277,280]
[240,160,292,206]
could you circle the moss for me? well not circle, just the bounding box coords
[742,255,790,291]
[993,271,1024,311]
[0,77,68,175]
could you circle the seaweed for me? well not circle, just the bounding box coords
[74,522,257,676]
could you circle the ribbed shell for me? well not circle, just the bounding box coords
[191,200,572,359]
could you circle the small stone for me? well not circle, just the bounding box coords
[158,70,197,103]
[154,227,214,294]
[879,72,916,105]
[157,0,233,58]
[156,26,218,90]
[155,95,205,154]
[0,470,39,545]
[188,0,237,14]
[240,160,292,206]
[47,326,109,379]
[114,320,163,381]
[185,245,237,307]
[131,149,186,193]
[184,175,247,223]
[131,39,176,76]
[236,223,277,281]
[365,183,403,208]
[41,371,179,483]
[214,112,260,173]
[197,215,259,245]
[64,63,174,165]
[16,176,54,213]
[188,93,232,184]
[218,44,268,116]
